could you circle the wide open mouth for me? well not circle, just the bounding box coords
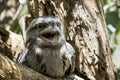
[41,30,59,40]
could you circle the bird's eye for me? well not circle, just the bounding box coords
[37,25,42,29]
[36,23,48,29]
[57,23,61,27]
[36,24,41,29]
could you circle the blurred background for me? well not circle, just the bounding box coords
[0,0,120,79]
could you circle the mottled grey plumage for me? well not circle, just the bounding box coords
[17,16,75,78]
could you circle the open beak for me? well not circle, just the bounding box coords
[40,30,59,41]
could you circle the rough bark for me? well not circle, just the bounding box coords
[0,27,24,61]
[26,0,117,80]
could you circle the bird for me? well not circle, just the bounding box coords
[17,16,75,78]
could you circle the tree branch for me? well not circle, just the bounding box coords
[0,27,24,61]
[0,54,84,80]
[0,54,54,80]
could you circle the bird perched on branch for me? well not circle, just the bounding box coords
[17,16,75,78]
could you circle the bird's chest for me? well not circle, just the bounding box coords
[42,49,63,64]
[40,49,65,77]
[26,48,67,78]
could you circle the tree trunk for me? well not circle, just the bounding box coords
[0,0,117,80]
